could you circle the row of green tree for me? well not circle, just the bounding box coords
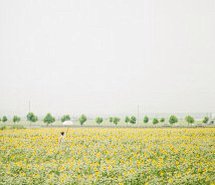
[124,115,209,125]
[0,113,87,126]
[0,113,210,126]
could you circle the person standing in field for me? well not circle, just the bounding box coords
[58,132,65,145]
[58,131,70,151]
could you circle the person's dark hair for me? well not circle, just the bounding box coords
[60,132,65,136]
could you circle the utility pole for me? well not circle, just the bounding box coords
[137,105,140,124]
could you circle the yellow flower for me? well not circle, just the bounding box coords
[20,172,26,177]
[88,175,93,180]
[160,172,164,176]
[1,127,214,184]
[95,171,99,176]
[206,176,210,181]
[33,174,40,178]
[60,174,67,183]
[168,178,173,183]
[60,166,65,171]
[198,168,201,172]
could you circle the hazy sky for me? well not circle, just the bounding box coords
[0,0,215,116]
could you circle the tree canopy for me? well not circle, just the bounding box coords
[27,112,38,122]
[169,115,178,125]
[79,114,87,125]
[13,116,21,123]
[143,116,149,123]
[130,116,136,124]
[153,118,159,124]
[96,117,103,124]
[61,115,71,122]
[43,113,55,126]
[185,115,195,125]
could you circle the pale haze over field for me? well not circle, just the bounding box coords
[0,0,215,117]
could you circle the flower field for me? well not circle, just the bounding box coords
[0,128,214,184]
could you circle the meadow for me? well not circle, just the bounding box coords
[0,128,214,184]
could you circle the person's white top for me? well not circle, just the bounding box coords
[59,134,65,144]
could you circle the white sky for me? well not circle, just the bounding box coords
[0,0,215,116]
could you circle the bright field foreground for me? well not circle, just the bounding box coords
[0,128,214,185]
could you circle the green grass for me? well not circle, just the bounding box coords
[0,119,209,128]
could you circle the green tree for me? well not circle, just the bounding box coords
[153,118,159,125]
[96,117,103,124]
[27,112,38,125]
[79,114,87,125]
[160,118,165,123]
[2,116,7,122]
[43,113,55,126]
[143,116,149,123]
[61,115,71,122]
[185,115,195,126]
[13,116,21,123]
[202,116,209,124]
[169,115,178,125]
[113,117,120,125]
[125,116,130,123]
[0,118,1,122]
[130,116,136,124]
[109,117,113,122]
[31,116,38,122]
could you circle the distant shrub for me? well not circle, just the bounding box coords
[153,118,159,125]
[113,117,120,125]
[0,126,6,130]
[143,116,149,123]
[10,125,25,129]
[160,118,165,123]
